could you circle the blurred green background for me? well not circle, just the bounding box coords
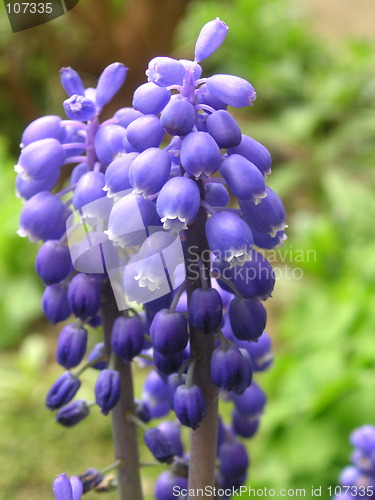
[0,0,375,498]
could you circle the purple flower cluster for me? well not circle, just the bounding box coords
[333,425,375,499]
[15,17,285,499]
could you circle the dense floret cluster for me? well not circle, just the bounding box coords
[333,425,375,499]
[15,18,286,499]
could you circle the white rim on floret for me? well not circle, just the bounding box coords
[225,248,252,268]
[268,222,288,238]
[161,215,188,232]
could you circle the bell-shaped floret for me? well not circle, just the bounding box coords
[220,154,266,203]
[56,323,88,369]
[142,370,170,419]
[156,176,200,232]
[132,82,171,115]
[95,369,121,415]
[95,62,128,109]
[251,228,287,249]
[42,284,71,324]
[160,98,196,136]
[239,186,287,237]
[194,18,228,63]
[232,381,267,418]
[150,309,188,355]
[21,115,65,146]
[15,138,65,181]
[206,74,256,108]
[67,273,101,320]
[227,134,272,177]
[60,67,85,97]
[229,297,266,341]
[16,170,60,201]
[196,83,227,110]
[206,110,241,149]
[55,399,90,428]
[155,471,188,500]
[114,107,143,127]
[219,440,249,477]
[157,421,184,457]
[144,427,177,464]
[72,171,108,210]
[210,345,252,394]
[232,410,260,438]
[94,124,127,165]
[126,115,165,152]
[35,240,72,284]
[129,147,171,197]
[188,287,223,333]
[204,183,230,207]
[180,131,222,179]
[146,57,186,87]
[167,373,187,409]
[46,372,81,410]
[173,384,206,430]
[87,342,107,371]
[63,95,96,121]
[111,316,145,362]
[206,211,253,267]
[153,350,184,376]
[248,332,273,371]
[104,153,138,197]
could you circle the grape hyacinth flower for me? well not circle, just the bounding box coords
[14,17,285,499]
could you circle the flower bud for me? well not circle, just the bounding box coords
[79,468,103,493]
[232,410,260,438]
[227,134,272,177]
[42,284,71,324]
[60,67,85,97]
[133,82,171,115]
[94,124,127,165]
[155,471,188,500]
[46,372,81,410]
[114,107,143,127]
[173,384,206,430]
[104,152,138,197]
[156,176,200,232]
[95,369,121,415]
[219,440,249,477]
[35,240,72,285]
[56,323,88,369]
[350,426,375,454]
[142,370,170,419]
[72,171,108,211]
[206,110,241,149]
[87,342,107,370]
[196,83,227,110]
[220,154,266,203]
[188,287,223,334]
[67,274,101,321]
[229,297,266,341]
[167,373,187,409]
[239,186,287,237]
[206,211,253,267]
[15,138,65,181]
[55,399,90,427]
[70,163,88,185]
[194,18,228,63]
[180,131,222,179]
[150,309,188,355]
[204,183,230,207]
[111,316,145,362]
[126,114,165,152]
[21,115,65,147]
[233,381,267,418]
[18,192,65,242]
[153,350,184,376]
[146,57,186,87]
[206,74,256,107]
[129,147,171,196]
[53,473,82,500]
[210,345,252,394]
[63,95,96,121]
[160,98,196,136]
[158,421,184,457]
[144,427,177,463]
[134,398,151,423]
[95,62,128,109]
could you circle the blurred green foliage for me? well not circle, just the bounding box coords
[0,0,375,497]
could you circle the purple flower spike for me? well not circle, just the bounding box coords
[144,427,177,463]
[194,18,228,63]
[18,192,65,243]
[95,369,121,415]
[126,114,165,152]
[206,211,253,267]
[35,240,72,285]
[111,316,145,362]
[63,94,96,121]
[60,67,85,97]
[228,134,272,177]
[220,154,266,203]
[56,323,88,369]
[21,115,65,147]
[133,82,171,115]
[95,62,128,109]
[146,57,186,87]
[55,399,90,427]
[210,345,252,394]
[46,372,81,410]
[129,147,171,197]
[15,138,65,181]
[180,131,222,179]
[156,176,200,231]
[173,384,206,430]
[188,287,223,334]
[150,309,188,356]
[206,74,256,108]
[240,186,287,237]
[160,98,196,136]
[229,297,267,341]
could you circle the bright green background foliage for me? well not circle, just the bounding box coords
[0,0,375,497]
